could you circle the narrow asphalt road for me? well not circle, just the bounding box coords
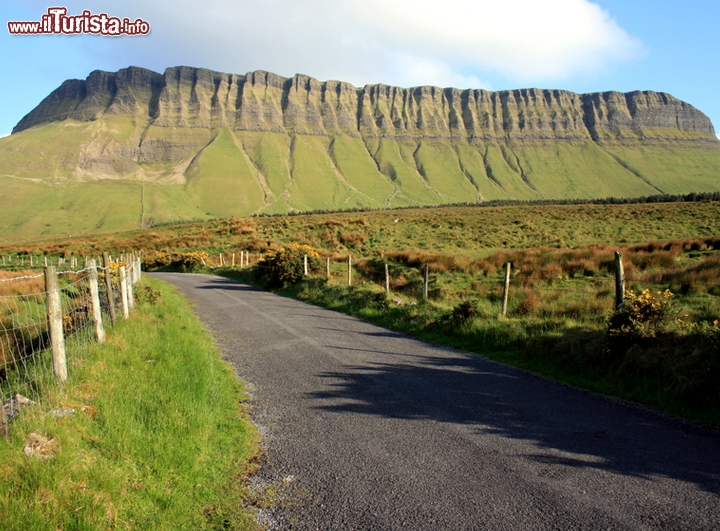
[153,273,720,530]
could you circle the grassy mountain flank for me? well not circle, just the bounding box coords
[1,66,720,237]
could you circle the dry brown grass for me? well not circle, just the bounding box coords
[339,232,367,247]
[0,270,44,297]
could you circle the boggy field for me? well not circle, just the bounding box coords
[2,200,720,429]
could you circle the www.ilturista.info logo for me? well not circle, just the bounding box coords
[8,7,150,36]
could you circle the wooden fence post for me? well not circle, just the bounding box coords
[88,260,106,343]
[304,255,308,277]
[614,251,625,310]
[232,253,236,267]
[119,265,130,319]
[501,262,512,317]
[130,254,137,283]
[102,252,117,325]
[0,394,7,438]
[45,266,67,382]
[126,259,135,312]
[347,255,352,287]
[422,263,429,300]
[240,251,244,268]
[385,263,390,294]
[326,257,331,280]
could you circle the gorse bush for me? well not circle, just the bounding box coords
[254,243,322,288]
[607,289,678,344]
[143,251,209,272]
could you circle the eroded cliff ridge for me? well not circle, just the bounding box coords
[13,66,716,143]
[2,66,719,235]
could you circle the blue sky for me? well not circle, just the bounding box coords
[1,1,719,137]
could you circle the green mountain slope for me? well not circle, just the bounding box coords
[1,66,719,237]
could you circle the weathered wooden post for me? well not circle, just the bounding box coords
[385,263,390,294]
[136,254,142,283]
[304,255,308,277]
[45,266,67,382]
[326,257,331,280]
[130,253,137,283]
[232,253,236,267]
[0,394,7,438]
[614,251,625,310]
[126,260,135,312]
[501,262,512,317]
[88,260,106,343]
[102,252,117,325]
[240,251,244,269]
[119,265,129,319]
[422,263,429,300]
[347,255,352,287]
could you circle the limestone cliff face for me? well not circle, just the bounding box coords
[13,66,717,144]
[4,66,720,231]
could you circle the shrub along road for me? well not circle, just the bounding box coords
[154,273,720,530]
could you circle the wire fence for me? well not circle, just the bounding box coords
[0,254,95,271]
[0,253,141,437]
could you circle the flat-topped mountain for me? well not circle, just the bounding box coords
[13,66,716,141]
[1,66,719,236]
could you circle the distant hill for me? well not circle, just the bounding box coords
[1,65,720,237]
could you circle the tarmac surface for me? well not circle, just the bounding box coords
[154,273,720,530]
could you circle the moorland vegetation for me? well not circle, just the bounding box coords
[2,200,719,429]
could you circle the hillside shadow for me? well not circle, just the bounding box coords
[308,349,720,495]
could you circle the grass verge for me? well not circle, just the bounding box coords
[0,277,261,530]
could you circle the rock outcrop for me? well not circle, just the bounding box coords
[13,66,716,143]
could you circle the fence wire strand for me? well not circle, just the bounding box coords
[1,260,139,432]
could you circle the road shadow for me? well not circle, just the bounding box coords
[308,350,720,495]
[192,277,261,292]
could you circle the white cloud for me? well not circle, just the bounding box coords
[388,53,492,90]
[18,0,643,90]
[346,0,643,81]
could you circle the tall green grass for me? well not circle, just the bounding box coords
[0,278,260,530]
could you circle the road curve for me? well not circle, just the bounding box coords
[153,273,720,530]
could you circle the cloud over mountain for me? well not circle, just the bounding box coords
[23,0,643,90]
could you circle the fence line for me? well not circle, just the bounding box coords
[0,252,142,437]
